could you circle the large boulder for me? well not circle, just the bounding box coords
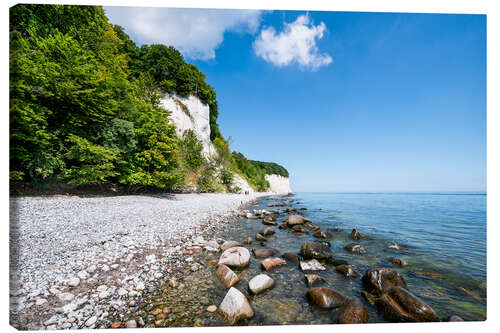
[218,247,251,269]
[220,241,241,252]
[218,287,254,325]
[306,287,347,309]
[376,286,440,322]
[248,274,274,294]
[362,268,407,296]
[338,297,369,324]
[301,241,332,260]
[287,215,305,226]
[215,264,239,288]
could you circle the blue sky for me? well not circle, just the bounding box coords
[105,8,486,192]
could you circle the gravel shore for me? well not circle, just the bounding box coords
[9,193,270,330]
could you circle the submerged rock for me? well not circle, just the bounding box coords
[281,252,299,264]
[338,297,369,324]
[304,274,324,287]
[344,243,366,254]
[300,259,326,271]
[253,248,275,259]
[410,271,443,280]
[215,264,239,288]
[262,218,277,226]
[259,226,275,237]
[362,268,407,296]
[351,229,362,240]
[261,258,286,271]
[249,274,274,294]
[328,228,343,232]
[243,237,253,245]
[287,215,305,226]
[255,233,267,242]
[376,286,440,322]
[326,258,349,266]
[306,287,347,309]
[220,241,241,251]
[218,247,250,269]
[301,241,332,260]
[313,229,333,239]
[218,287,254,325]
[335,265,359,278]
[388,258,408,267]
[449,315,464,322]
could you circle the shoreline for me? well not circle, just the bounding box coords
[9,192,279,330]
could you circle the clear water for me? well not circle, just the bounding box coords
[147,192,486,327]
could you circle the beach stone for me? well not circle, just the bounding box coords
[204,240,220,251]
[67,277,80,287]
[218,247,250,269]
[301,241,332,260]
[35,298,47,306]
[388,258,408,267]
[169,277,178,288]
[281,252,299,264]
[300,259,326,271]
[85,316,97,327]
[313,229,332,239]
[304,274,324,286]
[126,320,137,328]
[183,246,203,255]
[249,274,274,294]
[111,322,121,328]
[262,218,277,225]
[261,258,286,271]
[291,225,308,233]
[376,286,440,322]
[287,215,305,226]
[362,268,407,296]
[344,243,366,254]
[335,265,359,278]
[207,305,217,313]
[244,237,253,245]
[338,297,369,324]
[215,264,239,288]
[58,292,74,302]
[220,241,241,252]
[218,287,254,325]
[449,315,464,322]
[306,287,347,309]
[252,248,275,259]
[259,227,275,236]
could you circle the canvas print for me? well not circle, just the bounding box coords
[9,3,486,330]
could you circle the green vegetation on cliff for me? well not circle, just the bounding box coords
[9,4,287,193]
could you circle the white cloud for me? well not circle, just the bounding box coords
[253,14,332,70]
[104,7,262,60]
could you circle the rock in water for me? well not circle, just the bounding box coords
[306,287,347,309]
[261,258,286,271]
[376,286,440,322]
[281,253,299,264]
[244,237,253,245]
[449,315,464,322]
[338,297,369,324]
[351,228,362,240]
[301,241,332,260]
[262,218,277,226]
[215,264,239,288]
[344,243,366,254]
[313,229,332,239]
[291,225,308,233]
[362,268,407,296]
[221,241,241,251]
[304,274,324,287]
[259,227,275,236]
[300,259,326,271]
[218,287,254,325]
[388,257,408,267]
[335,265,359,278]
[248,274,274,294]
[287,215,305,225]
[252,248,275,258]
[218,247,251,269]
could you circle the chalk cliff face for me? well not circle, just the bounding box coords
[161,94,216,158]
[162,93,292,194]
[265,174,292,194]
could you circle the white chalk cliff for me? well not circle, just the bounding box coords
[161,94,292,194]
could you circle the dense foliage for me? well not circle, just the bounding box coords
[9,4,288,193]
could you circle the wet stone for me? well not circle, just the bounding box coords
[304,274,324,287]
